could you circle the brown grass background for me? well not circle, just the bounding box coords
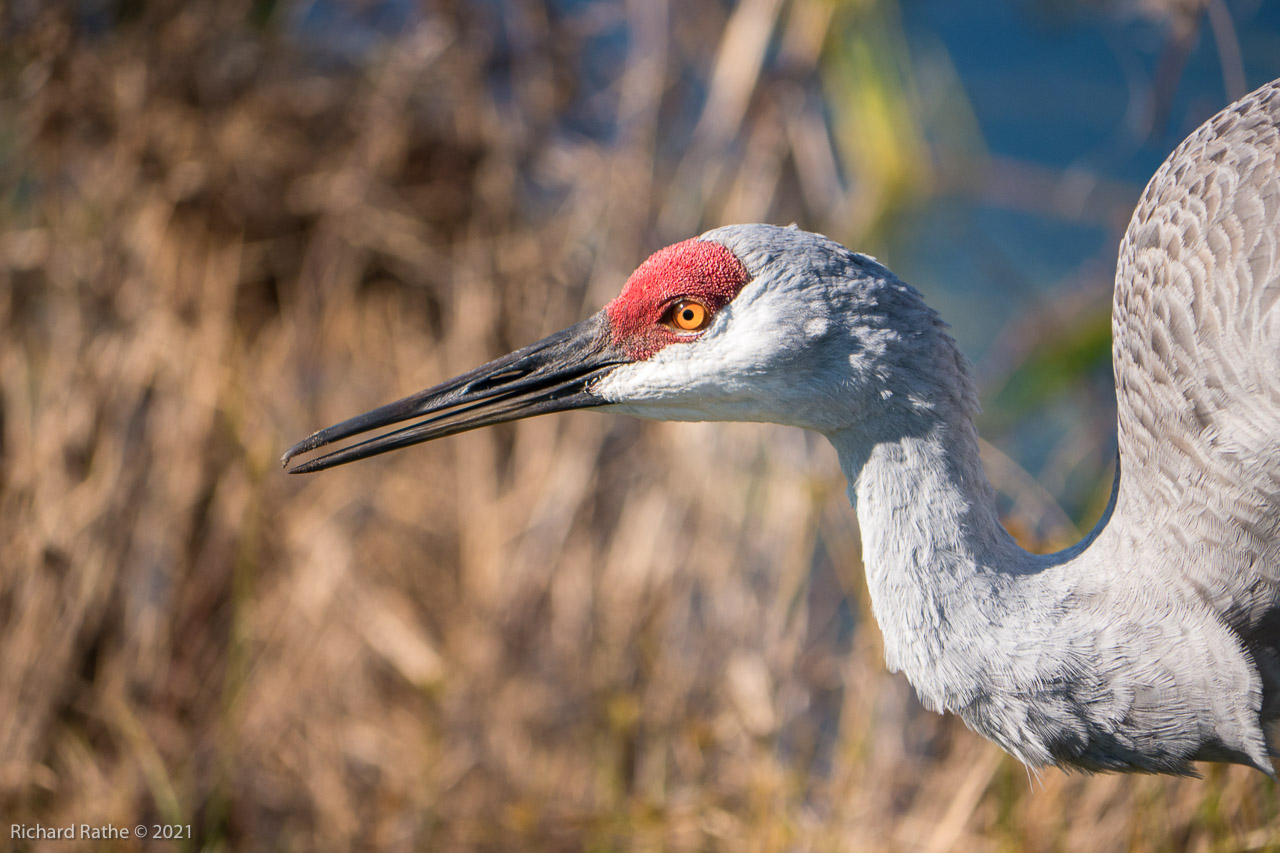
[2,1,1278,850]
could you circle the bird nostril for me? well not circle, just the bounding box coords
[466,368,528,393]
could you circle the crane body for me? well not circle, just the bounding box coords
[286,80,1280,776]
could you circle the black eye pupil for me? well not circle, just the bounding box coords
[682,309,694,320]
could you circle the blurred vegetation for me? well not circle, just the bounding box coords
[0,0,1277,850]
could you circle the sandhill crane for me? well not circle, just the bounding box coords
[285,79,1280,776]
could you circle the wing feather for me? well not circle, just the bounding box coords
[1111,80,1280,696]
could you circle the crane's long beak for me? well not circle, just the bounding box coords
[283,312,625,473]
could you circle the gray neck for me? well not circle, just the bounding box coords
[826,401,1054,715]
[824,397,1273,774]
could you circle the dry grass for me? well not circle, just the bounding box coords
[1,1,1277,850]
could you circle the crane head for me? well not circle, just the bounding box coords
[283,224,947,473]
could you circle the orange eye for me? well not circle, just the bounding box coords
[668,299,710,332]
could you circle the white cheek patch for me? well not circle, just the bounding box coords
[593,360,671,403]
[594,337,741,404]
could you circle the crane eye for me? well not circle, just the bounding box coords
[666,299,710,332]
